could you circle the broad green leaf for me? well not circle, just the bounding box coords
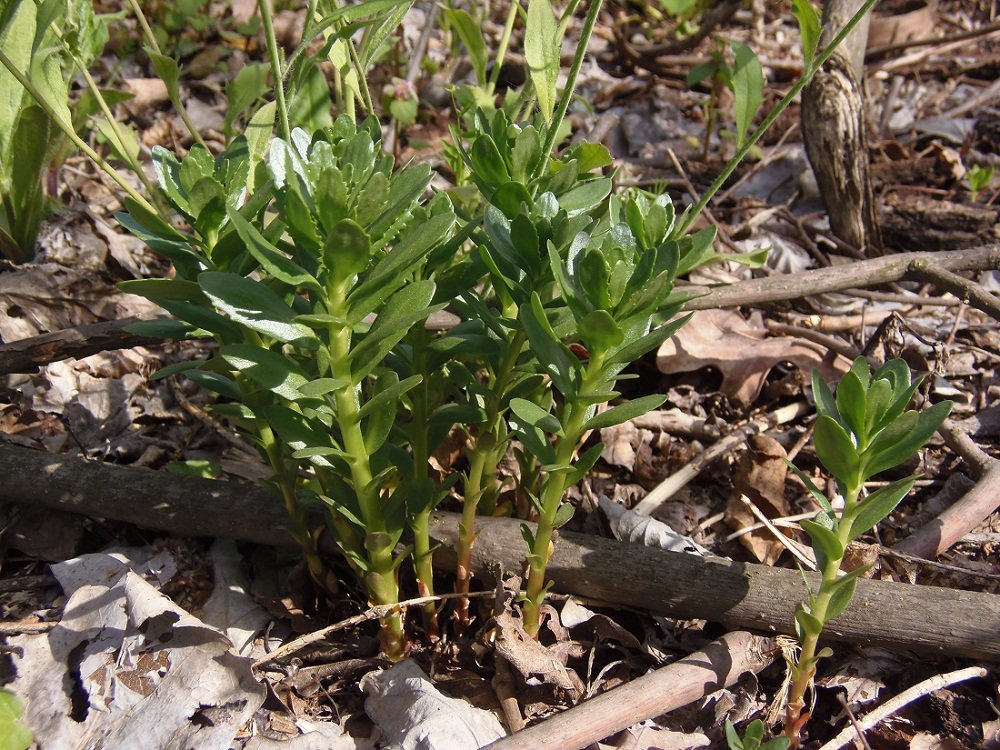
[835,371,867,444]
[493,181,534,221]
[443,8,488,87]
[520,294,579,398]
[577,310,623,352]
[552,501,575,528]
[792,0,821,64]
[559,178,612,216]
[363,371,400,453]
[564,441,604,487]
[582,394,667,431]
[606,313,692,368]
[785,461,834,514]
[245,101,276,190]
[510,125,542,184]
[224,62,269,137]
[185,370,242,400]
[873,358,911,392]
[264,404,347,469]
[221,344,310,400]
[508,412,557,466]
[811,368,841,423]
[795,608,824,639]
[323,218,371,279]
[351,280,440,380]
[847,476,917,541]
[199,272,316,344]
[510,397,562,435]
[147,49,181,103]
[225,205,322,293]
[724,720,744,750]
[813,414,859,484]
[800,518,844,571]
[525,0,560,123]
[863,401,951,479]
[470,133,510,187]
[730,42,763,148]
[825,564,874,620]
[298,378,349,398]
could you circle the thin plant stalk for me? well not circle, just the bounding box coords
[522,350,607,636]
[126,0,209,150]
[537,0,603,171]
[0,48,158,217]
[258,0,292,140]
[454,328,527,633]
[677,0,881,235]
[486,0,522,97]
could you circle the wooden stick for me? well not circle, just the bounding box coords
[3,443,999,660]
[482,631,777,750]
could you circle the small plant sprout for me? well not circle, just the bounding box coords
[726,718,789,750]
[965,163,995,202]
[783,358,952,744]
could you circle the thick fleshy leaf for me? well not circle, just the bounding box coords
[221,344,310,400]
[847,476,917,541]
[795,608,824,639]
[509,397,562,435]
[813,415,860,484]
[199,272,316,343]
[520,294,579,398]
[785,461,834,514]
[470,133,510,186]
[298,378,350,398]
[863,401,951,479]
[835,370,867,443]
[825,564,874,620]
[551,501,575,529]
[801,518,844,571]
[582,394,666,431]
[577,310,623,352]
[351,280,440,380]
[811,368,841,424]
[508,412,557,466]
[225,205,321,293]
[357,374,422,421]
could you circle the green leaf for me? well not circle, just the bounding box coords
[264,405,348,469]
[564,441,604,487]
[470,133,511,187]
[357,373,422,421]
[725,720,744,750]
[785,461,834,514]
[863,401,952,478]
[351,280,440,380]
[245,102,276,190]
[199,272,317,344]
[124,319,197,339]
[552,501,575,529]
[730,42,763,148]
[147,49,181,103]
[606,313,692,368]
[297,378,349,397]
[835,371,867,444]
[224,62,269,137]
[811,368,841,423]
[0,689,32,750]
[492,181,534,220]
[847,476,917,542]
[825,565,873,620]
[583,394,667,431]
[510,397,562,435]
[225,205,321,293]
[792,0,821,64]
[813,415,860,484]
[119,278,207,303]
[221,344,310,400]
[443,8,488,87]
[185,370,242,400]
[800,518,844,571]
[520,294,579,398]
[323,218,371,279]
[577,310,624,352]
[525,0,560,123]
[508,412,557,466]
[559,178,613,216]
[795,608,824,639]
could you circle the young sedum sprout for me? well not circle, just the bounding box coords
[784,357,952,744]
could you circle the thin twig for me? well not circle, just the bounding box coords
[252,590,496,668]
[633,402,809,515]
[738,495,817,570]
[818,667,988,750]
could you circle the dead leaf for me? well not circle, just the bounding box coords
[493,607,580,695]
[599,495,710,555]
[726,434,791,565]
[657,309,849,407]
[600,421,654,470]
[361,660,507,749]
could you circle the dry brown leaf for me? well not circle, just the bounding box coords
[656,309,849,407]
[726,434,790,565]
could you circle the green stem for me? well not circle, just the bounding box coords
[486,0,521,97]
[454,328,528,632]
[537,0,603,171]
[258,0,292,140]
[326,313,406,659]
[784,482,861,741]
[523,351,606,636]
[0,48,158,217]
[408,328,439,640]
[347,34,376,118]
[678,0,881,235]
[126,0,209,151]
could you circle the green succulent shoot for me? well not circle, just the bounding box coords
[784,357,952,742]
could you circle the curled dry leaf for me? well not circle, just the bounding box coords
[598,495,710,556]
[656,309,849,407]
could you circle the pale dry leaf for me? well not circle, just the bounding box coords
[656,309,849,407]
[600,422,654,470]
[727,434,791,565]
[493,608,580,694]
[599,495,710,556]
[362,659,507,750]
[10,548,264,750]
[624,724,711,750]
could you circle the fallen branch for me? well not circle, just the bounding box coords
[2,444,999,660]
[483,631,777,750]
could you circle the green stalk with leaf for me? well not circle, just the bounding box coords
[784,358,951,744]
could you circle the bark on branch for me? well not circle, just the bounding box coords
[2,443,999,661]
